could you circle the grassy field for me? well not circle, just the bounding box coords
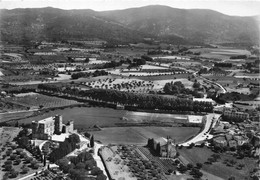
[0,111,34,123]
[132,73,190,81]
[201,75,258,93]
[0,127,43,180]
[179,147,256,180]
[190,48,251,59]
[17,106,200,133]
[5,93,81,109]
[91,126,200,145]
[124,111,189,123]
[16,107,126,128]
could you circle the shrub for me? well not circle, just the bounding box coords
[5,164,13,171]
[9,170,19,178]
[6,150,12,156]
[196,163,203,169]
[10,154,17,160]
[25,157,33,163]
[14,159,22,165]
[187,163,194,170]
[32,163,40,169]
[168,169,173,174]
[16,148,23,155]
[5,160,12,165]
[21,166,30,174]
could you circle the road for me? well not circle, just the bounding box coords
[196,74,227,94]
[180,113,221,146]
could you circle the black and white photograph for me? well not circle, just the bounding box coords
[0,0,259,180]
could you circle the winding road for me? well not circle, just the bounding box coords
[180,113,221,146]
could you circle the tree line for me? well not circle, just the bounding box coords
[38,84,213,112]
[163,81,203,98]
[71,70,108,79]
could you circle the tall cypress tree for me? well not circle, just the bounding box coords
[90,135,94,148]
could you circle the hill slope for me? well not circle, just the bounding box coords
[0,7,148,44]
[0,6,259,45]
[100,5,259,44]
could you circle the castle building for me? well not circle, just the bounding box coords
[32,115,74,140]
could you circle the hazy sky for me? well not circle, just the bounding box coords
[0,0,260,16]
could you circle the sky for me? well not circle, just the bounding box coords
[0,0,260,16]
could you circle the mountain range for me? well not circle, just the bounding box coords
[0,5,259,45]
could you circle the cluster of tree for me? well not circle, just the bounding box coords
[101,61,123,69]
[214,63,232,68]
[230,55,247,59]
[163,81,203,98]
[67,57,90,63]
[128,58,146,68]
[147,50,172,55]
[216,91,256,103]
[140,69,185,73]
[37,85,213,112]
[49,134,80,162]
[244,61,259,73]
[71,70,108,79]
[141,55,153,61]
[15,128,30,148]
[56,151,106,180]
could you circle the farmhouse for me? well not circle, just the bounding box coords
[32,115,74,140]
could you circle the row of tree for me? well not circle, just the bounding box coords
[94,60,123,69]
[71,70,108,79]
[38,84,213,112]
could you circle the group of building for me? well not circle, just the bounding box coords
[32,115,74,140]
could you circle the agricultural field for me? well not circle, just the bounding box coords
[133,73,191,81]
[17,106,200,135]
[0,127,43,180]
[0,111,34,123]
[79,75,193,93]
[101,145,194,180]
[4,93,81,109]
[0,101,28,113]
[16,107,126,128]
[92,126,200,145]
[201,75,258,94]
[2,74,54,83]
[152,55,190,60]
[123,111,189,123]
[100,145,171,180]
[190,48,251,59]
[179,147,257,180]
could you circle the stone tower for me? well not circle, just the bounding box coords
[54,115,63,134]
